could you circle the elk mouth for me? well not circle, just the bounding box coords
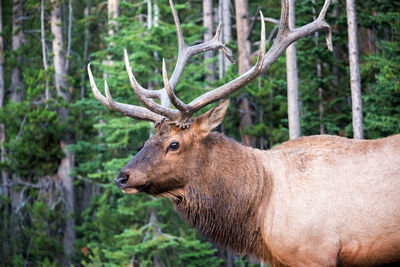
[122,184,149,194]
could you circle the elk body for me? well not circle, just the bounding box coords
[117,105,400,266]
[88,0,400,266]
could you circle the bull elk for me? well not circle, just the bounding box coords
[88,0,400,265]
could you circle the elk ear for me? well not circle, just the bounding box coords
[193,99,230,137]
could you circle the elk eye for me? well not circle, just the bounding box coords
[168,141,180,151]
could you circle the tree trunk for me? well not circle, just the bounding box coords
[234,0,250,74]
[81,0,91,99]
[203,0,215,84]
[222,0,232,75]
[218,0,232,78]
[312,0,325,134]
[10,0,25,103]
[104,0,119,78]
[58,141,75,259]
[41,0,50,101]
[0,0,4,110]
[51,0,68,101]
[9,0,25,252]
[0,0,7,198]
[65,0,72,72]
[108,0,119,37]
[50,0,75,261]
[235,0,255,147]
[286,0,300,139]
[346,0,363,139]
[332,0,340,88]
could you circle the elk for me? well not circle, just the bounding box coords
[88,0,400,266]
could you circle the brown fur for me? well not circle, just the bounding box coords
[117,102,400,266]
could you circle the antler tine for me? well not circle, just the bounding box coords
[287,0,332,52]
[279,0,290,33]
[88,63,110,108]
[166,1,234,92]
[187,0,332,113]
[124,49,180,120]
[118,0,236,123]
[162,59,190,114]
[88,64,164,122]
[255,11,266,72]
[169,0,185,51]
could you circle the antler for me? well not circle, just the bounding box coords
[187,0,332,114]
[89,0,332,125]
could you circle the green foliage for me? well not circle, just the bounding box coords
[362,39,400,138]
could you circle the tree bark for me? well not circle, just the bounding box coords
[332,0,340,88]
[286,0,300,139]
[346,0,363,139]
[104,0,119,78]
[10,0,25,103]
[203,0,215,84]
[58,141,75,259]
[81,0,91,99]
[65,0,72,72]
[234,0,251,74]
[235,0,255,147]
[0,0,4,110]
[218,0,232,78]
[312,0,325,134]
[50,0,75,260]
[51,0,68,101]
[41,0,50,101]
[0,0,7,198]
[222,0,232,75]
[108,0,119,37]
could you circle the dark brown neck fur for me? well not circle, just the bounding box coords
[173,132,273,260]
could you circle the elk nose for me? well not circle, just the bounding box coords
[115,173,129,189]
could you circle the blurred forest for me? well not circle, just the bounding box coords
[0,0,399,266]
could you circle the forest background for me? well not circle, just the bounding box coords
[0,0,398,266]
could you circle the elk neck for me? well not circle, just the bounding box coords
[173,131,274,260]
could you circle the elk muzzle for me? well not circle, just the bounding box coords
[114,173,129,189]
[115,168,148,194]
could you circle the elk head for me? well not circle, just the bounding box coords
[88,0,332,197]
[114,100,230,197]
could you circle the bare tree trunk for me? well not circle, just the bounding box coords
[0,0,4,111]
[218,0,232,78]
[108,0,119,38]
[51,0,68,101]
[153,1,159,27]
[147,0,152,29]
[10,0,25,103]
[286,0,300,139]
[222,0,232,75]
[234,0,250,74]
[81,0,91,99]
[203,0,215,84]
[50,0,75,261]
[332,0,340,88]
[346,0,363,139]
[104,0,119,78]
[65,0,72,72]
[312,0,325,134]
[217,1,224,79]
[9,0,25,251]
[235,0,255,147]
[58,141,75,257]
[41,0,50,101]
[0,0,7,198]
